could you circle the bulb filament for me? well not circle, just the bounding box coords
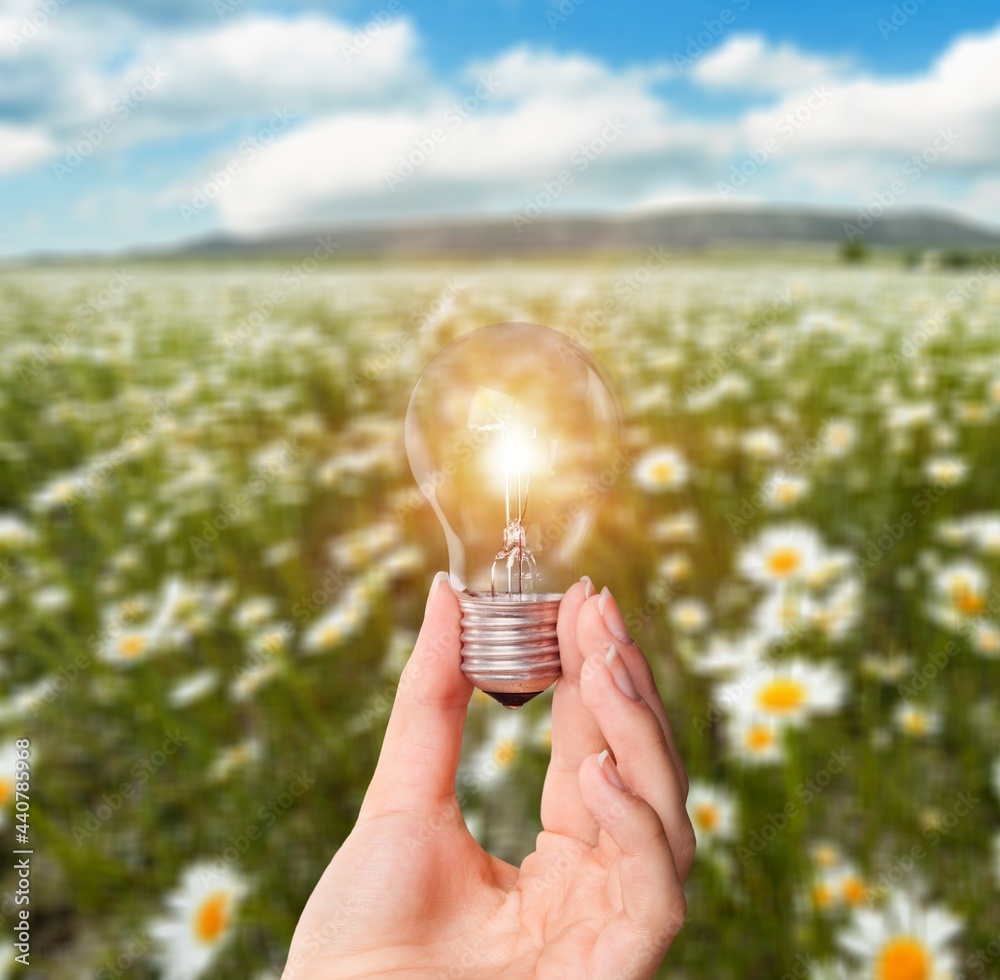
[491,426,538,595]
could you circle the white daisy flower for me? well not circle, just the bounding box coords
[725,712,785,765]
[651,511,699,543]
[930,560,989,628]
[670,598,709,634]
[971,621,1000,658]
[302,603,363,654]
[821,420,857,458]
[0,514,35,550]
[893,703,942,739]
[924,456,966,486]
[634,446,689,492]
[837,888,962,980]
[689,634,763,678]
[462,713,527,791]
[168,670,219,708]
[738,524,825,588]
[233,596,277,631]
[741,427,783,461]
[208,740,261,782]
[149,864,249,980]
[686,782,737,848]
[719,658,847,726]
[765,474,810,510]
[229,660,281,703]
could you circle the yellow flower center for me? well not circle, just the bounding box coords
[650,461,675,484]
[0,777,12,807]
[194,892,230,945]
[756,678,806,715]
[745,725,774,752]
[876,936,930,980]
[952,587,984,616]
[120,634,147,658]
[494,741,518,768]
[902,711,928,735]
[811,881,833,909]
[320,625,340,647]
[841,876,867,906]
[693,803,720,832]
[766,547,802,578]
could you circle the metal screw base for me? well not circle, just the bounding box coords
[457,591,563,709]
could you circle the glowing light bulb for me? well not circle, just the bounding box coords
[405,322,622,708]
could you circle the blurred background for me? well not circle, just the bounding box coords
[2,0,1000,976]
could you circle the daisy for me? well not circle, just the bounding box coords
[633,447,689,492]
[208,740,261,782]
[463,713,527,790]
[968,514,1000,556]
[893,703,941,739]
[930,560,989,627]
[725,712,785,765]
[741,427,783,461]
[302,602,363,655]
[860,653,913,684]
[689,633,763,678]
[149,864,248,980]
[838,888,962,980]
[720,659,847,727]
[168,670,219,709]
[670,598,709,634]
[822,420,857,458]
[232,596,277,631]
[651,511,699,543]
[971,621,1000,658]
[686,782,737,848]
[738,524,825,588]
[0,514,35,550]
[766,474,810,510]
[657,552,692,583]
[924,456,967,486]
[229,660,281,703]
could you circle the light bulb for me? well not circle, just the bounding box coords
[404,322,622,708]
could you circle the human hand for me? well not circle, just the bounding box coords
[283,573,694,979]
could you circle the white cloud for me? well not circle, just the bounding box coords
[692,34,848,94]
[216,47,732,234]
[0,124,56,176]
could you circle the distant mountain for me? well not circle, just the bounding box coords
[181,205,1000,257]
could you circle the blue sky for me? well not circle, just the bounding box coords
[1,0,999,255]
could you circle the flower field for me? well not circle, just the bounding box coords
[2,250,1000,978]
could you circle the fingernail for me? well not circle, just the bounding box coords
[429,570,449,599]
[605,643,642,701]
[598,586,631,644]
[598,749,627,792]
[580,575,595,599]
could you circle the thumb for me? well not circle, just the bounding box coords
[359,571,472,820]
